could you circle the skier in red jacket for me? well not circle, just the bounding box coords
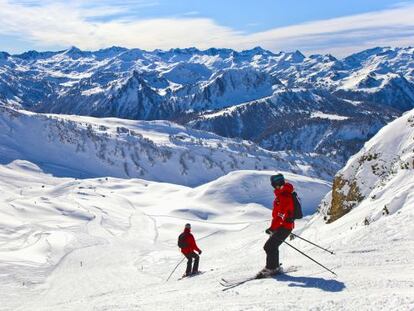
[178,223,202,277]
[257,173,295,278]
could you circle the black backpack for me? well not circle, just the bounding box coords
[292,191,303,220]
[177,232,188,248]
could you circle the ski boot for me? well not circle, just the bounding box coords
[256,266,282,279]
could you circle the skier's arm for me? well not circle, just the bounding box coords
[189,234,201,253]
[270,194,292,230]
[270,215,282,230]
[270,201,282,230]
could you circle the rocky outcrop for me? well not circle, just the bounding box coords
[327,175,364,223]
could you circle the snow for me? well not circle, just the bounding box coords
[2,45,413,168]
[0,107,413,309]
[0,106,336,185]
[81,87,105,96]
[341,99,363,106]
[1,44,414,309]
[199,104,245,120]
[311,112,349,121]
[339,108,414,193]
[0,160,334,310]
[306,109,414,309]
[0,157,413,310]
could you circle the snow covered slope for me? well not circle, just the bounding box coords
[319,108,414,223]
[0,161,331,310]
[0,106,337,185]
[285,109,414,310]
[1,158,413,310]
[0,105,413,309]
[1,107,413,309]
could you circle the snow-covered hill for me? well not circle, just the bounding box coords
[318,108,414,224]
[0,106,337,185]
[0,160,331,310]
[285,109,414,310]
[0,109,413,310]
[1,157,413,310]
[1,46,413,164]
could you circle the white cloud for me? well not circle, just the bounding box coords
[181,11,200,16]
[0,0,413,57]
[250,4,414,55]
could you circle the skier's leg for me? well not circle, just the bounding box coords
[273,228,292,267]
[264,235,278,269]
[185,254,193,276]
[192,252,200,273]
[264,228,292,269]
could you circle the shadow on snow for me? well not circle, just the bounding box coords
[274,274,346,292]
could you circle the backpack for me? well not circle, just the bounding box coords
[292,191,303,220]
[177,232,188,248]
[287,191,303,222]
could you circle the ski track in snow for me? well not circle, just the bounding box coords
[0,161,413,311]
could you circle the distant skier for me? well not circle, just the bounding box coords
[178,223,202,277]
[257,173,295,278]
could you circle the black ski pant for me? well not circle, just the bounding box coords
[185,252,199,275]
[263,227,292,269]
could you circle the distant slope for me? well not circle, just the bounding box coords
[188,88,394,163]
[0,106,337,186]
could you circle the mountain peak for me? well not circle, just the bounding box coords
[0,51,10,60]
[239,46,275,56]
[96,46,128,54]
[292,49,305,58]
[62,46,89,58]
[282,50,305,62]
[66,46,82,53]
[344,46,391,64]
[166,47,201,54]
[13,50,60,60]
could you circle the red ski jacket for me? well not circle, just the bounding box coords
[180,228,201,255]
[270,182,295,231]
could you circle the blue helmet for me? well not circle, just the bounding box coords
[270,174,285,187]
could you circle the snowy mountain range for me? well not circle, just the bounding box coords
[1,46,413,164]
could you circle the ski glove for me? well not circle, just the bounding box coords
[265,228,274,235]
[198,250,202,255]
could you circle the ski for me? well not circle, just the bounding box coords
[221,275,255,285]
[220,277,257,290]
[220,266,300,290]
[177,270,207,281]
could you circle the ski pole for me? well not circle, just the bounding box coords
[281,239,337,276]
[290,233,335,255]
[166,257,186,282]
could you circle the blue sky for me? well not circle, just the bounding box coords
[109,0,405,31]
[0,0,413,56]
